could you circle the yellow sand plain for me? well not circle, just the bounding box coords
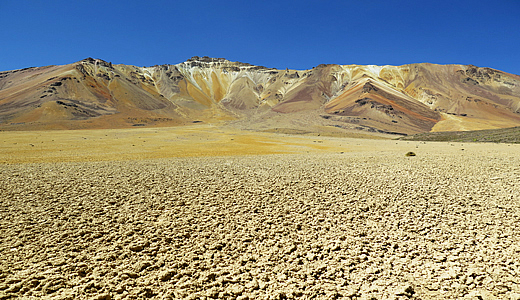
[2,124,520,164]
[0,125,338,164]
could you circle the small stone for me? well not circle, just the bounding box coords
[228,284,245,295]
[27,279,40,288]
[245,279,259,290]
[135,261,151,272]
[307,253,316,261]
[94,293,112,300]
[128,240,149,252]
[205,288,219,298]
[159,270,175,281]
[209,242,225,250]
[129,244,143,252]
[395,284,414,297]
[124,271,139,279]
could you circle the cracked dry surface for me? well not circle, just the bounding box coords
[1,151,520,299]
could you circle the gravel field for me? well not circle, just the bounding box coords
[2,148,520,299]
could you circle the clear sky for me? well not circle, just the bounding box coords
[1,0,519,74]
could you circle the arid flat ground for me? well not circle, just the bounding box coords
[1,126,520,299]
[0,125,349,164]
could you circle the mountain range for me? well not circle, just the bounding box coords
[1,56,520,135]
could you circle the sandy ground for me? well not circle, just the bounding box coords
[1,127,520,299]
[0,125,344,164]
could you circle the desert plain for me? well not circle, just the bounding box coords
[1,126,520,300]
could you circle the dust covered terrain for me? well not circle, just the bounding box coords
[2,142,520,299]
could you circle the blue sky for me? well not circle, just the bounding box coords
[1,0,519,74]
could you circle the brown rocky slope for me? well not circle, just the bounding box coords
[1,57,520,134]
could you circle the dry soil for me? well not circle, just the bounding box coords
[1,128,520,299]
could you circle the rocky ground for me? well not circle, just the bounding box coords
[1,150,520,299]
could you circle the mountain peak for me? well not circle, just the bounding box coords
[78,57,113,68]
[179,56,272,71]
[186,56,230,63]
